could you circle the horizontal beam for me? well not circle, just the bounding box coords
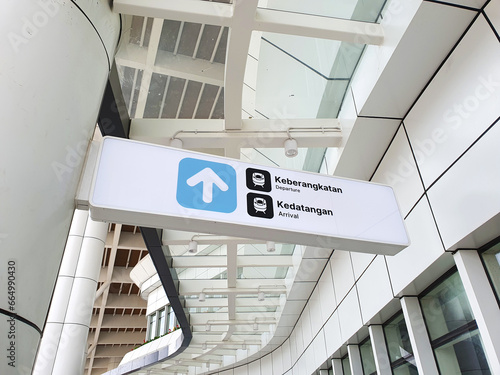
[93,344,137,358]
[189,333,268,343]
[130,118,342,149]
[115,44,225,87]
[113,231,147,250]
[206,319,276,325]
[90,314,147,329]
[94,294,146,309]
[254,8,384,45]
[171,255,293,268]
[181,346,242,356]
[85,358,110,369]
[87,330,145,345]
[98,267,133,284]
[155,50,225,86]
[105,232,147,251]
[179,279,287,295]
[190,312,276,325]
[186,297,281,308]
[163,232,269,246]
[113,0,233,27]
[113,0,384,45]
[191,325,272,334]
[194,340,261,346]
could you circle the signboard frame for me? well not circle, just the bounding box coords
[89,137,410,255]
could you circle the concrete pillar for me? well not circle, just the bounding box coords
[368,325,391,375]
[347,345,363,375]
[34,210,107,374]
[400,297,439,375]
[454,250,500,374]
[331,358,343,375]
[0,0,119,373]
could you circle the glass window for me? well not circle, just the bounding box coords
[480,241,500,304]
[433,330,490,375]
[342,356,352,375]
[237,266,289,279]
[257,0,387,23]
[420,270,491,375]
[168,305,177,331]
[359,339,376,375]
[392,364,419,375]
[420,271,474,341]
[158,308,166,336]
[148,313,157,340]
[383,311,418,374]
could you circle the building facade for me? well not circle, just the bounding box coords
[1,0,499,374]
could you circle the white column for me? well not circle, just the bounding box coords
[454,250,500,374]
[331,358,343,375]
[347,345,363,375]
[34,210,107,375]
[400,297,439,375]
[368,325,391,375]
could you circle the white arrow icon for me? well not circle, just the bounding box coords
[186,168,229,203]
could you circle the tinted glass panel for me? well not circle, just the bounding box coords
[480,242,500,304]
[393,363,419,375]
[384,311,414,363]
[342,356,352,375]
[360,339,376,375]
[420,272,474,341]
[434,329,491,375]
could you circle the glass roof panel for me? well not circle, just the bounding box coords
[254,31,364,119]
[169,244,227,257]
[176,267,227,280]
[237,267,289,279]
[237,243,295,256]
[116,15,228,120]
[240,147,330,172]
[258,0,387,23]
[235,306,278,313]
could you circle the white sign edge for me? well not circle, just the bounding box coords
[88,136,411,256]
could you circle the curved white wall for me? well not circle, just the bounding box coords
[0,1,119,373]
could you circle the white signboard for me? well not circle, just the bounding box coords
[89,137,409,255]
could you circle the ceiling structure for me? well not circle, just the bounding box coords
[85,224,149,374]
[86,0,389,374]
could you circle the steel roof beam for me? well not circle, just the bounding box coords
[254,8,384,45]
[113,0,233,27]
[113,0,384,46]
[130,118,342,149]
[87,330,145,345]
[171,255,294,268]
[115,44,225,87]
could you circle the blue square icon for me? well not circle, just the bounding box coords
[176,158,237,213]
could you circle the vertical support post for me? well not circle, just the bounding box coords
[368,325,391,375]
[331,358,344,375]
[454,250,500,374]
[347,344,363,375]
[400,297,439,375]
